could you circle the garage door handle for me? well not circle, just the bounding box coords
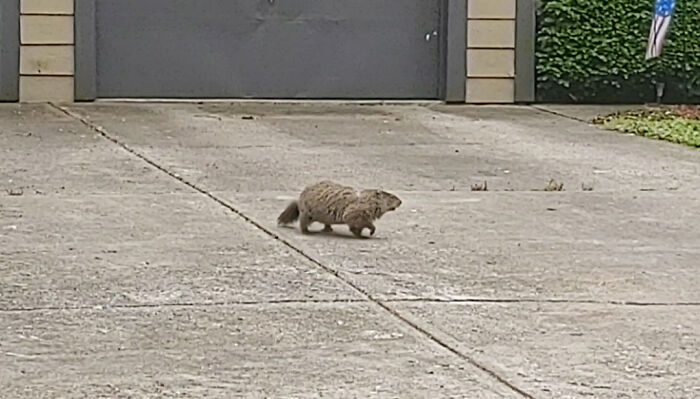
[425,30,438,42]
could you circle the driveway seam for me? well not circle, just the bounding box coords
[0,298,368,313]
[384,298,700,306]
[53,103,536,399]
[530,105,591,123]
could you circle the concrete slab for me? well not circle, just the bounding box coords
[66,103,700,194]
[60,108,699,286]
[222,190,700,304]
[0,303,518,398]
[1,193,360,309]
[3,101,699,397]
[0,104,184,195]
[426,105,700,192]
[392,301,700,399]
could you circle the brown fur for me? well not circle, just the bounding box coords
[277,180,402,238]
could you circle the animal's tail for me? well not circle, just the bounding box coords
[277,201,300,226]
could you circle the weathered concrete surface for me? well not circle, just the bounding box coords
[2,102,699,398]
[1,303,517,398]
[0,105,183,195]
[1,194,362,309]
[227,190,700,304]
[61,103,700,193]
[393,302,699,399]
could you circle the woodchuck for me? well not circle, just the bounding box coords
[277,180,402,238]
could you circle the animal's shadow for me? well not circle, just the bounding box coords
[278,225,386,240]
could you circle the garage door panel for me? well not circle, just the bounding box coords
[93,0,442,99]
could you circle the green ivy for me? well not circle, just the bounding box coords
[536,0,700,103]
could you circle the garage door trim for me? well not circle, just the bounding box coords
[0,0,20,102]
[75,0,96,101]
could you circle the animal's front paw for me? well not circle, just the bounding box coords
[350,226,364,238]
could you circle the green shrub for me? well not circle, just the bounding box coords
[536,0,700,103]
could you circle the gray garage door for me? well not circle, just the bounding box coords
[79,0,445,99]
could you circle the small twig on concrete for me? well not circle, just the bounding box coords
[536,179,564,192]
[471,181,488,191]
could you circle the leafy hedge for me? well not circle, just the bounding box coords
[536,0,700,103]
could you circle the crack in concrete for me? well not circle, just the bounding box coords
[3,296,695,314]
[53,103,538,399]
[385,298,700,307]
[530,105,591,124]
[311,142,482,148]
[0,298,367,314]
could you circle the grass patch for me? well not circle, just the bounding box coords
[593,106,700,148]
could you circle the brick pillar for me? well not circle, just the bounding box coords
[19,0,75,102]
[466,0,516,103]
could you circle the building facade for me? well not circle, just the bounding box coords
[0,0,536,103]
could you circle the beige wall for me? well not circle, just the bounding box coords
[466,0,516,103]
[19,0,75,102]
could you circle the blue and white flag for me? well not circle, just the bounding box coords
[646,0,677,59]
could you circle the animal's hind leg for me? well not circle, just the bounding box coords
[323,224,333,233]
[299,213,312,234]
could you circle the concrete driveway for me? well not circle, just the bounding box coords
[1,102,698,398]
